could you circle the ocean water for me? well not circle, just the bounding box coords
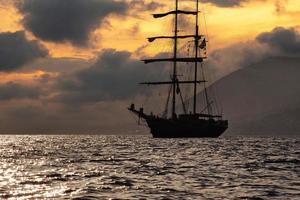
[0,135,299,200]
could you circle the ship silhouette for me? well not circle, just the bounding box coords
[129,0,228,138]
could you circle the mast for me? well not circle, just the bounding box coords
[172,0,179,118]
[141,0,207,118]
[193,0,199,114]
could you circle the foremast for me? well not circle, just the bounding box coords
[193,0,199,115]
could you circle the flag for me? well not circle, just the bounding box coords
[199,38,206,49]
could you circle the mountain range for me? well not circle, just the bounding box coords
[203,57,300,137]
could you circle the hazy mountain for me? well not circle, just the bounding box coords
[203,57,300,137]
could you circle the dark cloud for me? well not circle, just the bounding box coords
[204,27,300,79]
[17,0,128,46]
[0,82,42,101]
[52,27,300,106]
[202,0,249,7]
[26,57,90,73]
[56,49,166,104]
[256,27,300,55]
[0,31,48,71]
[0,26,299,134]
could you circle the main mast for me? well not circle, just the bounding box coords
[172,0,179,118]
[193,0,199,114]
[141,0,207,118]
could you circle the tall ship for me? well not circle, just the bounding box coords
[129,0,228,138]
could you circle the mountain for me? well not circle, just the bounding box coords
[203,57,300,137]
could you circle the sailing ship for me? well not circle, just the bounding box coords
[128,0,228,138]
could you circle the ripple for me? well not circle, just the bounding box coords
[0,135,298,199]
[264,158,300,164]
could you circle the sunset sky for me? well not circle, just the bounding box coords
[0,0,300,133]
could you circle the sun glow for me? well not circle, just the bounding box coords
[0,71,58,84]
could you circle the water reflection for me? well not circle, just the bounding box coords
[0,135,299,199]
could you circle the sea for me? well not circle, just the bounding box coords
[0,135,299,200]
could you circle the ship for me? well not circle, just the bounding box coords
[128,0,228,138]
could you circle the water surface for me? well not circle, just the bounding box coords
[0,135,299,199]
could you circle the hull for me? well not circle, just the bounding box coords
[146,117,228,138]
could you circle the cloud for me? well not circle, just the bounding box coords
[0,82,42,101]
[204,27,300,79]
[55,49,167,104]
[129,0,164,11]
[26,57,90,73]
[206,41,271,78]
[0,26,299,134]
[0,31,48,71]
[49,27,300,106]
[202,0,250,7]
[16,0,128,46]
[256,27,300,55]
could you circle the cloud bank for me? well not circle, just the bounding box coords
[202,0,251,7]
[0,31,48,71]
[206,27,300,78]
[0,82,42,101]
[0,26,299,134]
[55,49,167,104]
[257,27,300,55]
[16,0,128,46]
[2,27,299,103]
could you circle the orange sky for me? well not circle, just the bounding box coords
[0,0,300,80]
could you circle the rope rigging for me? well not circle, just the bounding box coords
[133,0,224,119]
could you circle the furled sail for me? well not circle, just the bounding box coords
[153,10,198,18]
